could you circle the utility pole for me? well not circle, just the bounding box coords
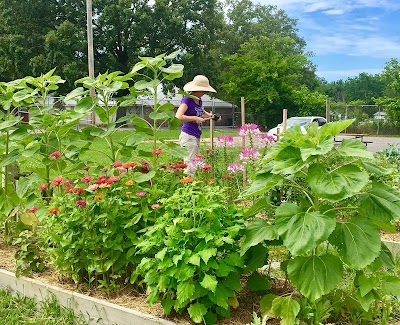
[86,0,96,125]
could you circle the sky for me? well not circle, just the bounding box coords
[255,0,400,82]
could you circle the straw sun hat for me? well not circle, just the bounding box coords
[183,75,216,93]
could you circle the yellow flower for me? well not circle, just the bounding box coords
[125,180,134,186]
[99,183,109,188]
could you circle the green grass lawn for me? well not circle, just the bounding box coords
[0,289,87,324]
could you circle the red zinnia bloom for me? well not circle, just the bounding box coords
[65,186,75,193]
[74,188,84,195]
[76,199,86,207]
[101,167,109,172]
[63,180,72,186]
[202,164,212,171]
[140,167,149,173]
[28,207,38,213]
[81,176,92,183]
[39,183,49,191]
[49,207,59,215]
[113,161,123,167]
[49,151,62,159]
[152,149,162,155]
[52,176,64,187]
[222,174,232,179]
[82,166,90,171]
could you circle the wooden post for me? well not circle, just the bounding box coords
[326,97,330,122]
[241,97,246,190]
[282,109,288,132]
[86,0,96,125]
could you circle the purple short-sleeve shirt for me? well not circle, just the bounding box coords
[180,96,204,138]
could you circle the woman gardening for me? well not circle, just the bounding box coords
[175,75,220,175]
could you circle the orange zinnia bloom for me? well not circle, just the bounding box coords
[94,192,104,200]
[125,180,134,186]
[180,176,194,183]
[49,207,59,214]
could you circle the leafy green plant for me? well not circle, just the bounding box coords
[240,119,400,324]
[133,181,246,324]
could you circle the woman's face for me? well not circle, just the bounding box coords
[192,91,205,98]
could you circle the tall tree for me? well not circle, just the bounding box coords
[221,36,320,126]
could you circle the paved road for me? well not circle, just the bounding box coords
[335,136,400,153]
[203,135,400,153]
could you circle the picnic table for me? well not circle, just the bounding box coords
[334,133,373,146]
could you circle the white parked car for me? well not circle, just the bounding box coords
[267,116,327,140]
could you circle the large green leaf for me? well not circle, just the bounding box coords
[177,281,196,303]
[298,135,334,161]
[328,218,381,269]
[362,181,400,222]
[355,273,379,297]
[271,296,300,325]
[200,274,218,293]
[240,219,278,255]
[361,161,393,175]
[307,163,369,201]
[337,139,374,159]
[188,302,207,323]
[319,119,355,136]
[276,204,336,256]
[359,196,396,232]
[382,276,400,298]
[272,146,308,175]
[287,254,343,301]
[240,172,283,198]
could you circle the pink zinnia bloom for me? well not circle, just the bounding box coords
[82,166,90,171]
[136,192,146,197]
[28,207,38,213]
[205,148,213,153]
[88,184,99,191]
[63,180,72,186]
[49,151,62,159]
[151,203,160,209]
[113,161,123,167]
[81,176,92,183]
[76,199,86,207]
[152,149,162,155]
[107,176,120,184]
[38,183,49,191]
[52,176,64,187]
[119,168,127,174]
[101,167,109,172]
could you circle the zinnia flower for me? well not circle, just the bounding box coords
[88,184,99,191]
[76,199,86,207]
[136,191,146,197]
[202,164,212,171]
[52,176,64,187]
[28,207,38,213]
[63,180,72,186]
[113,161,123,167]
[82,166,90,171]
[49,207,59,215]
[152,149,162,155]
[74,188,84,195]
[81,176,92,183]
[101,167,109,172]
[125,180,134,186]
[65,186,75,193]
[180,176,194,184]
[94,193,104,200]
[49,151,61,158]
[151,204,160,209]
[38,183,49,191]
